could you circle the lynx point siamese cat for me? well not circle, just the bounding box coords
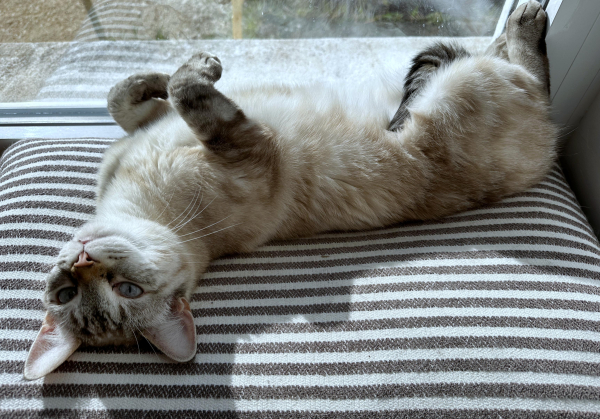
[25,1,556,379]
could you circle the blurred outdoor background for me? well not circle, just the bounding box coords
[0,0,504,103]
[1,0,505,43]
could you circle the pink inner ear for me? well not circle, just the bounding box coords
[141,297,196,362]
[23,312,81,380]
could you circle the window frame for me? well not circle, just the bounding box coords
[0,102,124,151]
[544,0,600,128]
[490,0,600,129]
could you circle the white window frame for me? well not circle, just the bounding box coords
[492,0,600,129]
[0,102,125,152]
[545,0,600,128]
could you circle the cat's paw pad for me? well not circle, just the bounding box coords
[108,73,170,108]
[173,52,223,85]
[128,73,170,104]
[507,0,546,44]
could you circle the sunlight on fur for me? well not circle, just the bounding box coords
[24,1,557,380]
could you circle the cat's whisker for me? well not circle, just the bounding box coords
[178,214,232,238]
[165,193,196,228]
[134,324,160,359]
[129,325,142,361]
[172,192,208,233]
[196,194,217,217]
[172,189,204,232]
[154,190,176,223]
[180,223,242,245]
[168,199,198,233]
[167,187,201,229]
[173,193,217,234]
[182,187,205,221]
[557,126,577,140]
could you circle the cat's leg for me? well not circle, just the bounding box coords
[505,0,550,94]
[168,52,271,161]
[388,43,470,132]
[485,33,509,61]
[107,72,172,134]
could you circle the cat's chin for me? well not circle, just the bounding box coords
[73,222,141,250]
[73,217,182,258]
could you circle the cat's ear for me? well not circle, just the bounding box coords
[23,312,81,380]
[142,297,196,362]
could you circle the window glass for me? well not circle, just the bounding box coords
[0,0,506,103]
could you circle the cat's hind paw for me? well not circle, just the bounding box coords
[506,0,547,46]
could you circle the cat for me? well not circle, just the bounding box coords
[24,1,556,379]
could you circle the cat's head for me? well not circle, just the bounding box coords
[24,216,204,380]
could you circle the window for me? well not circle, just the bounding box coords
[0,0,597,149]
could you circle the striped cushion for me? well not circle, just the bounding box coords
[1,138,600,417]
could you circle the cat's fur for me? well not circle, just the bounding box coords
[25,1,556,379]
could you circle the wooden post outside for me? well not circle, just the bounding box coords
[232,0,244,39]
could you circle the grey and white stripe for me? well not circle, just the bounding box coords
[1,138,600,417]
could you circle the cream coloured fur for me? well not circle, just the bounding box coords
[25,1,557,379]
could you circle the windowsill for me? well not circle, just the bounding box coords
[0,36,493,153]
[0,37,493,104]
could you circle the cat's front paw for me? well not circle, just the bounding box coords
[107,72,172,133]
[108,73,170,105]
[506,0,546,46]
[108,73,170,109]
[172,52,222,86]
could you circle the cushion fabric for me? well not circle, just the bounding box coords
[1,138,600,418]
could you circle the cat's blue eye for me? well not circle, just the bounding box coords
[116,282,143,298]
[57,287,77,304]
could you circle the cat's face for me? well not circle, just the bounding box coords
[24,217,202,380]
[46,222,183,346]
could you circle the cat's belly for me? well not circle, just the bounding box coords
[136,112,200,151]
[227,79,403,138]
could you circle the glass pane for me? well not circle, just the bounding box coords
[0,0,507,103]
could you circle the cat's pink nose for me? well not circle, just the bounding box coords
[73,251,95,268]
